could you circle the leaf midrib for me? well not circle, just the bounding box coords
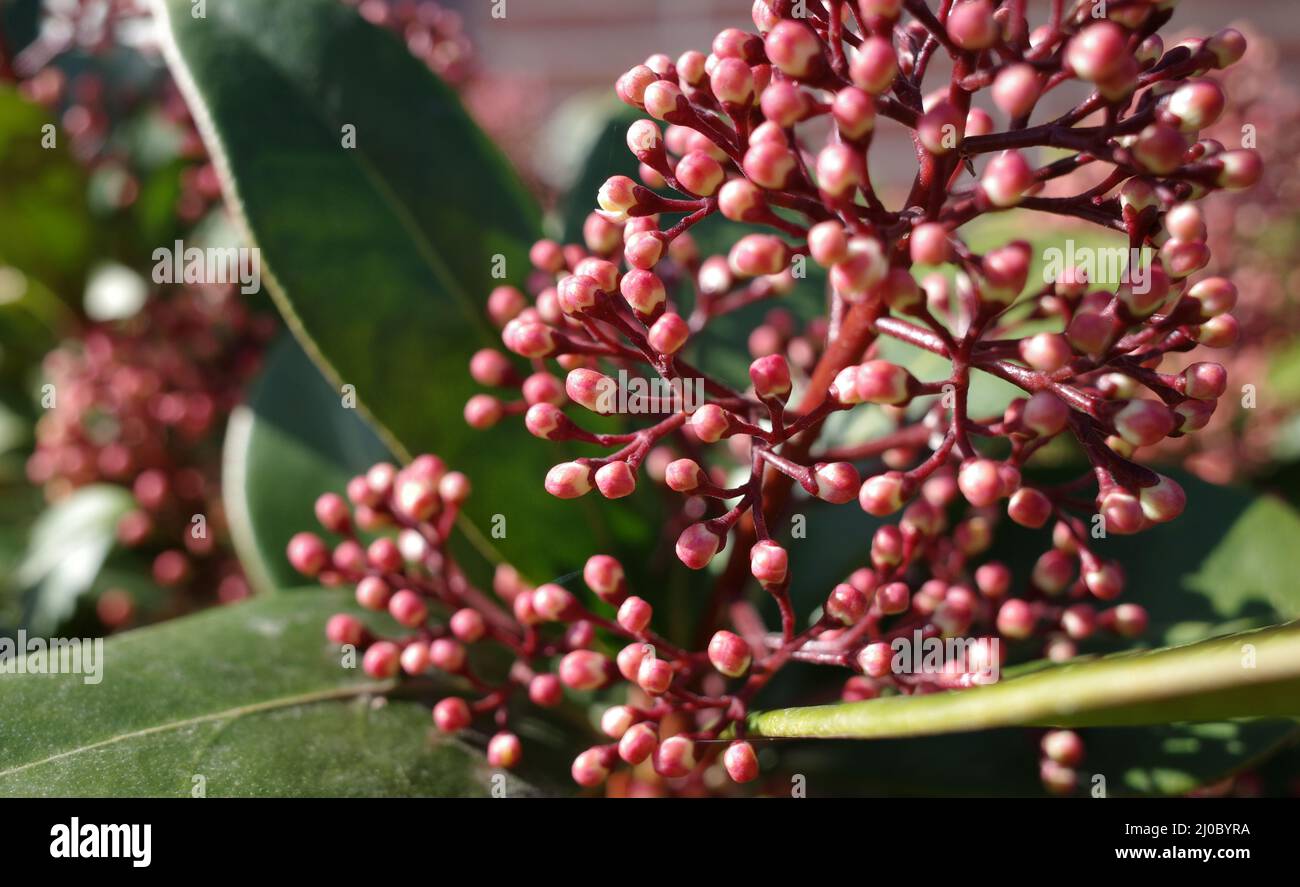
[0,680,393,781]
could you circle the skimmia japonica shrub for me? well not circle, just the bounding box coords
[293,0,1259,793]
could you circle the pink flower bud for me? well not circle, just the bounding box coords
[676,523,721,570]
[981,150,1035,207]
[764,20,822,77]
[584,554,625,603]
[388,589,428,628]
[850,36,897,94]
[1133,124,1187,175]
[648,312,690,354]
[750,540,788,585]
[1023,390,1069,436]
[816,143,866,198]
[398,641,429,676]
[637,654,674,695]
[571,746,614,787]
[502,321,557,358]
[708,629,752,677]
[1216,149,1262,190]
[618,269,667,317]
[958,459,1003,507]
[996,598,1035,639]
[832,87,876,140]
[463,394,503,430]
[326,613,364,647]
[314,492,351,534]
[974,563,1011,599]
[618,722,658,765]
[691,404,731,443]
[1033,550,1074,595]
[1167,79,1224,131]
[643,80,683,120]
[1181,362,1227,401]
[617,596,654,634]
[814,462,860,504]
[750,354,792,398]
[559,650,611,691]
[1008,487,1053,529]
[545,461,592,499]
[858,642,893,678]
[1187,277,1237,318]
[729,233,790,277]
[992,63,1040,118]
[486,731,522,770]
[918,101,964,155]
[718,179,764,222]
[532,583,576,622]
[1139,475,1185,523]
[711,56,756,104]
[595,461,637,499]
[742,140,796,188]
[355,576,390,611]
[871,524,905,569]
[487,284,528,325]
[666,458,705,492]
[827,583,868,625]
[856,359,913,404]
[363,641,400,679]
[616,65,658,107]
[287,532,328,576]
[1067,22,1129,83]
[1195,314,1239,349]
[859,470,910,516]
[1066,309,1116,356]
[724,740,760,783]
[529,673,563,707]
[875,581,908,615]
[980,241,1031,303]
[1109,602,1149,638]
[1019,333,1073,372]
[676,150,726,197]
[909,222,950,265]
[1114,399,1176,448]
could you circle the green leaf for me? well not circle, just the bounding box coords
[745,622,1300,740]
[154,0,601,581]
[0,590,547,796]
[0,85,95,297]
[15,485,134,636]
[223,336,392,593]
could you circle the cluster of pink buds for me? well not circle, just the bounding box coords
[450,0,1258,793]
[27,285,275,624]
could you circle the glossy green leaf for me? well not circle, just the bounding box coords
[0,590,546,796]
[223,336,392,593]
[154,0,601,581]
[745,622,1300,740]
[14,485,134,636]
[0,86,95,296]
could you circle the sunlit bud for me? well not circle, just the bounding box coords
[1066,21,1129,83]
[918,101,964,154]
[711,56,756,104]
[1023,390,1069,436]
[597,175,640,221]
[1139,475,1185,523]
[325,613,364,647]
[764,20,823,78]
[1008,487,1053,529]
[1166,79,1224,131]
[859,470,910,516]
[750,540,789,585]
[992,63,1040,118]
[616,65,659,107]
[909,222,950,265]
[814,462,861,504]
[850,36,897,94]
[1033,549,1074,595]
[996,598,1035,639]
[957,459,1003,507]
[287,532,328,576]
[545,461,593,499]
[559,650,611,691]
[1109,602,1149,638]
[1134,124,1187,175]
[724,740,760,783]
[571,746,614,787]
[750,354,792,398]
[981,150,1035,207]
[648,312,690,354]
[361,641,400,679]
[708,630,753,677]
[1206,28,1247,69]
[1181,362,1227,400]
[833,87,877,140]
[1114,399,1176,448]
[857,642,893,678]
[676,522,721,569]
[617,596,654,634]
[637,654,674,695]
[1042,729,1085,767]
[643,80,683,120]
[827,583,869,625]
[1195,314,1239,349]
